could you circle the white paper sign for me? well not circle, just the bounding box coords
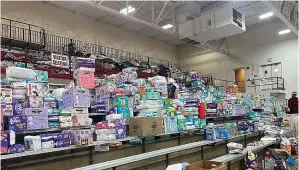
[51,53,69,68]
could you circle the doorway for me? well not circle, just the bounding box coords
[235,68,246,93]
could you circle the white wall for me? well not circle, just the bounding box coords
[1,1,178,62]
[178,21,298,96]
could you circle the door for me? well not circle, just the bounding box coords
[235,68,246,93]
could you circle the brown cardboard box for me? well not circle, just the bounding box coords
[128,117,164,137]
[186,160,227,170]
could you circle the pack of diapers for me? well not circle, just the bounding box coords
[24,136,42,151]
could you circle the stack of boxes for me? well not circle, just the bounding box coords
[62,88,90,127]
[73,57,95,89]
[1,88,13,116]
[44,97,60,128]
[95,115,126,141]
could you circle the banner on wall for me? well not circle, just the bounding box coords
[51,53,69,68]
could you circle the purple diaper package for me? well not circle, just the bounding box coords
[55,139,71,148]
[12,99,29,115]
[53,133,70,141]
[27,115,48,130]
[72,57,95,69]
[8,144,25,154]
[62,88,90,108]
[48,116,59,122]
[115,119,126,139]
[40,134,54,142]
[24,108,48,116]
[7,115,27,131]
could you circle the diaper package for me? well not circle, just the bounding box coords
[27,83,49,97]
[8,144,25,154]
[27,96,43,108]
[12,99,29,115]
[24,136,42,151]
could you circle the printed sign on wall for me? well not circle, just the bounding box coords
[51,53,69,68]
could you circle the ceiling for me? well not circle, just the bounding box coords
[46,1,296,46]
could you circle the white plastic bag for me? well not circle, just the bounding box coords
[280,136,291,155]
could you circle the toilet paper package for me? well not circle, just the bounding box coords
[12,99,29,115]
[24,136,42,151]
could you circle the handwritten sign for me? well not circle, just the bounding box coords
[51,53,69,68]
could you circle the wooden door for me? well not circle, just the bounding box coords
[235,68,246,93]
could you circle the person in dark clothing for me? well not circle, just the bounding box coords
[288,91,298,114]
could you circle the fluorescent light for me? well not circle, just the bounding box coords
[278,29,291,35]
[259,12,273,19]
[120,6,135,15]
[162,24,173,29]
[274,69,279,72]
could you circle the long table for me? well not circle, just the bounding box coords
[72,131,264,170]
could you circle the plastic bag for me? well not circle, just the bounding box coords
[245,149,258,170]
[280,136,291,155]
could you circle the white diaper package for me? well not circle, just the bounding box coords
[41,141,55,149]
[136,104,159,111]
[24,136,42,151]
[95,129,115,135]
[105,114,122,120]
[11,82,27,89]
[12,88,27,95]
[6,67,36,79]
[60,122,73,128]
[97,134,116,141]
[59,116,72,123]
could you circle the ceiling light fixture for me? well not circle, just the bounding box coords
[120,6,135,15]
[162,24,173,29]
[259,12,273,19]
[278,29,291,35]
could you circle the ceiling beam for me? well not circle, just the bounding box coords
[155,1,169,24]
[130,1,146,16]
[80,1,176,36]
[156,5,173,25]
[263,1,298,36]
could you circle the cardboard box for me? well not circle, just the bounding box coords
[129,117,164,137]
[186,160,227,170]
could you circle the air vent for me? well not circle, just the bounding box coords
[181,38,200,45]
[232,8,243,28]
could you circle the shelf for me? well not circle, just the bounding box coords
[15,126,92,134]
[89,113,107,116]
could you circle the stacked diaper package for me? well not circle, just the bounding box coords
[73,57,95,89]
[4,67,50,131]
[0,130,25,154]
[24,132,71,151]
[62,88,91,127]
[95,114,126,141]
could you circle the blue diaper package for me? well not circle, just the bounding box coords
[206,127,216,141]
[215,126,231,139]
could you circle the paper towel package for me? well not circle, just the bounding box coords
[62,88,90,108]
